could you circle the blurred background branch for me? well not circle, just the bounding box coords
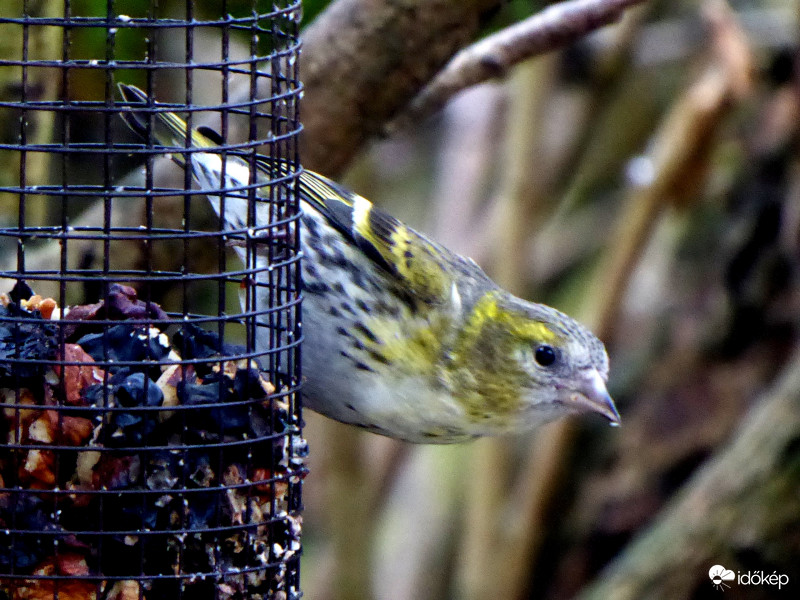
[578,340,800,599]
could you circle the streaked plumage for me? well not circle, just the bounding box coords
[119,84,619,443]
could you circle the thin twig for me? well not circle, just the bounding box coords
[587,0,752,336]
[387,0,649,133]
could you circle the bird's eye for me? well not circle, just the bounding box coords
[534,345,557,367]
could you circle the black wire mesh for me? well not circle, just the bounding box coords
[0,1,304,598]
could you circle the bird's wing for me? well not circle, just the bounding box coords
[292,169,455,306]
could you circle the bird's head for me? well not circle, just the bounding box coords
[448,291,619,433]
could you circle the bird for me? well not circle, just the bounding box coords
[117,83,620,443]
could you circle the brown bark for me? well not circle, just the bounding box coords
[298,0,502,176]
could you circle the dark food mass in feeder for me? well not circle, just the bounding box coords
[0,282,305,600]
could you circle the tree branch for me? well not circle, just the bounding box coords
[388,0,649,134]
[297,0,502,176]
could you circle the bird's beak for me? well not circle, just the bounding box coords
[569,368,621,426]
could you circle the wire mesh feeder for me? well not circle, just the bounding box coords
[0,1,304,599]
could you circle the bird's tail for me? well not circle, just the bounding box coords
[117,83,309,227]
[118,83,264,235]
[117,83,219,166]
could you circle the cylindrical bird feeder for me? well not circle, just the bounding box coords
[0,1,304,598]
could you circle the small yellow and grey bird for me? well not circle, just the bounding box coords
[118,84,619,443]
